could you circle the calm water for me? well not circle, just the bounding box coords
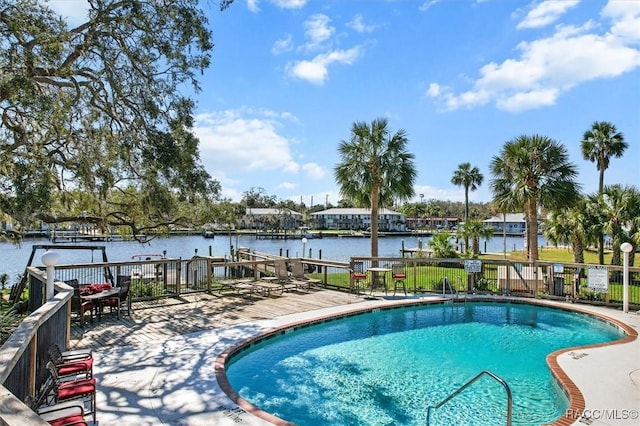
[225,302,622,426]
[0,233,546,283]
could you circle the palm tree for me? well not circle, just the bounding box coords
[428,232,457,258]
[490,135,580,262]
[451,163,484,220]
[451,162,484,252]
[457,219,494,258]
[335,118,416,258]
[627,191,640,267]
[590,185,639,266]
[581,121,627,193]
[543,197,591,264]
[581,121,628,264]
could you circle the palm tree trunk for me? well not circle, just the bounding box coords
[525,199,539,261]
[464,187,469,220]
[370,187,380,262]
[464,187,469,253]
[611,243,621,266]
[572,234,584,264]
[472,237,479,258]
[598,234,605,265]
[598,170,605,265]
[598,170,605,194]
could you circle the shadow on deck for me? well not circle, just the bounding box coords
[69,288,364,351]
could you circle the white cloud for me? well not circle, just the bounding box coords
[602,0,640,42]
[428,5,640,112]
[194,109,299,175]
[247,0,260,13]
[496,88,558,112]
[272,34,294,55]
[303,14,335,51]
[302,163,326,180]
[419,0,441,13]
[414,186,465,202]
[286,47,362,84]
[271,0,307,9]
[348,14,377,33]
[248,0,307,12]
[517,0,580,29]
[278,182,298,190]
[426,83,441,97]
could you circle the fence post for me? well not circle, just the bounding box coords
[621,242,633,313]
[176,259,182,296]
[206,257,212,294]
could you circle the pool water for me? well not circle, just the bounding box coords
[225,302,623,425]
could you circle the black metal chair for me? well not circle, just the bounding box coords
[69,283,93,326]
[103,275,132,317]
[391,263,407,295]
[351,261,367,295]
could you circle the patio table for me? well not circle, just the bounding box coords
[81,287,121,320]
[368,267,391,295]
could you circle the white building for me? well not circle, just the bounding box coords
[483,213,526,235]
[311,208,406,231]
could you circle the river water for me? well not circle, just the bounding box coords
[0,233,545,283]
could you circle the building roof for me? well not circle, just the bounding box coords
[245,208,302,217]
[311,208,403,216]
[483,213,526,223]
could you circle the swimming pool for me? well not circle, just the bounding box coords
[223,301,625,425]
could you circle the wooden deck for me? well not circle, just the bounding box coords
[69,288,363,351]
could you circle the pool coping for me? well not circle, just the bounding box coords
[214,296,638,426]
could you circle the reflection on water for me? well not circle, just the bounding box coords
[0,233,545,281]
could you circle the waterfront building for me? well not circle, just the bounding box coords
[405,216,460,230]
[483,213,526,235]
[311,208,406,231]
[240,208,304,230]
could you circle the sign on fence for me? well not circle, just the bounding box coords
[587,265,609,293]
[464,260,482,273]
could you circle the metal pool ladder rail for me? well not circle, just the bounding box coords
[426,370,512,426]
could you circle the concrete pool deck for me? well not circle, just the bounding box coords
[82,292,639,425]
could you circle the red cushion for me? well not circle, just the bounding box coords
[91,283,112,292]
[47,414,86,426]
[78,286,92,295]
[58,379,96,400]
[393,274,406,279]
[58,358,93,376]
[353,273,367,279]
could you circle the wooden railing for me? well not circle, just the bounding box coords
[0,267,72,425]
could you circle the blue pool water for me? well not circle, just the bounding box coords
[225,302,624,426]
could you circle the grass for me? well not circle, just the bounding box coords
[481,247,613,264]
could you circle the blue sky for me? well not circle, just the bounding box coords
[50,0,639,207]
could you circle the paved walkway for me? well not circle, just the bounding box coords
[77,291,639,425]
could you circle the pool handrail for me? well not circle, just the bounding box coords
[426,369,512,426]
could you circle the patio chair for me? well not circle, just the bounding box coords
[25,396,88,426]
[48,343,92,362]
[391,263,407,296]
[350,261,367,295]
[289,258,321,290]
[103,275,132,317]
[70,287,93,327]
[38,402,88,426]
[48,344,93,380]
[219,280,263,298]
[45,361,97,424]
[264,259,298,293]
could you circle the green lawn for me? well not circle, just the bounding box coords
[481,247,613,264]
